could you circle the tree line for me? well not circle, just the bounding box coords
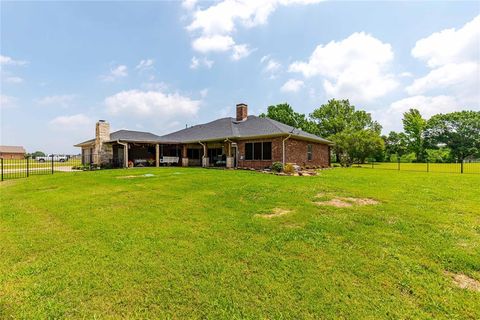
[259,99,480,166]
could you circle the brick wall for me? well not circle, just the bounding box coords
[236,136,330,169]
[285,138,330,168]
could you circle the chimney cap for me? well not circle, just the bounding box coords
[236,103,248,107]
[98,120,106,123]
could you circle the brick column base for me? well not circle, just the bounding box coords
[226,157,234,168]
[202,157,209,167]
[182,158,189,167]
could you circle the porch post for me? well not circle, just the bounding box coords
[156,144,160,167]
[124,143,129,168]
[200,142,209,167]
[181,145,188,167]
[225,141,234,168]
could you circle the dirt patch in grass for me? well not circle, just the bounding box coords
[314,193,379,208]
[117,174,155,179]
[445,271,480,292]
[255,208,292,219]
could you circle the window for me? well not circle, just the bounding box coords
[262,142,272,160]
[253,143,262,160]
[245,142,272,160]
[307,144,313,161]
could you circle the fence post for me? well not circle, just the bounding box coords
[398,157,400,171]
[51,154,54,174]
[461,161,464,174]
[427,160,429,173]
[1,158,3,181]
[27,156,29,177]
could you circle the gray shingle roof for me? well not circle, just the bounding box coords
[159,116,332,144]
[75,117,332,146]
[74,130,162,146]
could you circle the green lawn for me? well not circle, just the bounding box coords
[1,168,479,319]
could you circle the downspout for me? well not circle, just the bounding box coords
[282,134,292,165]
[117,140,128,168]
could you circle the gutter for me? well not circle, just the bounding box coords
[282,134,292,165]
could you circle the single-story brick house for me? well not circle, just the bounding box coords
[75,103,333,169]
[0,145,26,159]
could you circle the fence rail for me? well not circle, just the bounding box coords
[0,155,82,181]
[354,160,480,174]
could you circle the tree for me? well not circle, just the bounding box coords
[402,109,426,162]
[383,131,408,161]
[310,99,383,163]
[424,111,480,162]
[330,129,384,166]
[310,99,381,137]
[259,103,317,134]
[29,151,46,159]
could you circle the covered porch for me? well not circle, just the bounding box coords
[181,140,237,168]
[111,142,182,168]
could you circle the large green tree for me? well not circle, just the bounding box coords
[259,103,317,134]
[402,109,426,162]
[310,99,381,137]
[310,99,383,164]
[424,111,480,162]
[383,131,408,161]
[330,129,385,166]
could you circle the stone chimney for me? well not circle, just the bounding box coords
[236,103,248,121]
[95,120,110,144]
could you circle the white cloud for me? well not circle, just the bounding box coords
[261,55,281,78]
[190,56,214,69]
[289,32,398,103]
[3,76,23,84]
[0,55,28,66]
[281,79,304,93]
[49,114,92,129]
[231,44,253,60]
[0,94,17,109]
[35,94,76,108]
[185,0,323,59]
[101,65,128,82]
[408,15,480,106]
[192,35,235,53]
[412,15,479,68]
[135,59,155,71]
[182,0,197,11]
[105,89,200,119]
[376,95,462,132]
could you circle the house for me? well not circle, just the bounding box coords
[75,103,333,169]
[0,145,26,159]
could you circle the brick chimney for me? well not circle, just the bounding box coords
[236,103,248,121]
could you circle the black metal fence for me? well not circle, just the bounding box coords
[354,159,480,174]
[0,155,82,181]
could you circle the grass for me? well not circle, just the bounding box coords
[1,168,479,319]
[355,162,480,174]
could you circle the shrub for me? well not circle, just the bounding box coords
[284,163,295,174]
[271,162,283,172]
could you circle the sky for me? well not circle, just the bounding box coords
[1,0,479,154]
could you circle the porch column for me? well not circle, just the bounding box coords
[155,144,160,167]
[225,141,234,168]
[181,145,188,167]
[124,143,129,168]
[200,142,209,167]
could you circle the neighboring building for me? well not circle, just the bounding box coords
[0,145,26,159]
[75,103,333,169]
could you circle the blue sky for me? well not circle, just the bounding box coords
[1,0,479,153]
